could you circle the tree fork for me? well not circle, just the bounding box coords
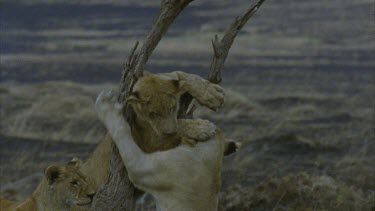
[90,0,266,210]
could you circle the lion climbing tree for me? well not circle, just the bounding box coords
[90,0,266,210]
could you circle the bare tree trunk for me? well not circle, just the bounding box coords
[90,0,266,210]
[90,1,196,210]
[90,145,137,210]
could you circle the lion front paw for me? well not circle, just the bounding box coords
[195,82,225,111]
[190,119,216,141]
[178,119,216,142]
[95,90,123,124]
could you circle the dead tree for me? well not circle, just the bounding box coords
[90,0,265,210]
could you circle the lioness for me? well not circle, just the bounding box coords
[0,158,95,211]
[96,90,226,210]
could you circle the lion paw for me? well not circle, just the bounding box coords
[95,90,123,124]
[178,119,216,142]
[195,82,225,111]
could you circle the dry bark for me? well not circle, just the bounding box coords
[91,1,195,210]
[90,0,266,210]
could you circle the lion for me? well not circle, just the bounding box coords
[126,71,239,153]
[96,90,226,210]
[81,71,238,193]
[0,158,96,211]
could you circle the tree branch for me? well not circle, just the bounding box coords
[92,0,265,209]
[208,0,266,83]
[178,0,266,118]
[134,0,195,77]
[91,1,196,210]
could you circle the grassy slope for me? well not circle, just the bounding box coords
[0,76,374,209]
[0,0,374,209]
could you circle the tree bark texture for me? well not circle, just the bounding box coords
[91,1,196,210]
[90,0,266,210]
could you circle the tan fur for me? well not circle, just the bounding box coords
[127,71,225,152]
[80,71,224,191]
[95,89,226,210]
[1,71,229,211]
[80,133,112,191]
[1,159,95,211]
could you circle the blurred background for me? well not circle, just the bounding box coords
[1,0,374,210]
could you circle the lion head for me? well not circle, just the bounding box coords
[127,72,183,136]
[43,158,96,207]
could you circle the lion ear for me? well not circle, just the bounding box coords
[170,78,187,95]
[68,157,81,168]
[45,165,62,185]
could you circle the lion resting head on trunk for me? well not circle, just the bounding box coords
[0,158,96,211]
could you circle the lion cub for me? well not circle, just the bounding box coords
[0,158,95,211]
[126,71,239,153]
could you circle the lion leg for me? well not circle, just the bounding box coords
[160,71,225,111]
[95,90,173,190]
[95,91,152,173]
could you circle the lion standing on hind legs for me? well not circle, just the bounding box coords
[89,0,266,209]
[95,90,226,210]
[80,70,238,194]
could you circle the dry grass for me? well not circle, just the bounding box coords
[220,173,374,211]
[0,82,113,143]
[1,79,373,210]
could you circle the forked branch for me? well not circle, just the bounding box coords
[179,0,266,118]
[92,0,266,209]
[208,0,266,83]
